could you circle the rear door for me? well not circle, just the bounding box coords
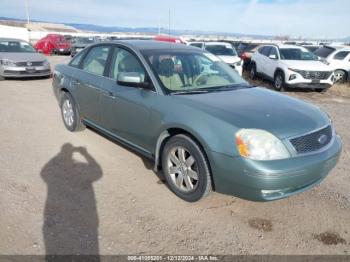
[72,44,111,124]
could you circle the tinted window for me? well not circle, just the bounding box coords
[279,48,317,60]
[205,45,237,56]
[269,47,278,58]
[190,43,203,48]
[261,46,272,56]
[109,48,146,82]
[82,46,110,76]
[334,51,350,60]
[314,46,335,58]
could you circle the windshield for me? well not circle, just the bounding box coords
[205,45,237,56]
[279,48,318,60]
[314,46,335,58]
[0,40,36,53]
[143,50,248,93]
[76,38,95,44]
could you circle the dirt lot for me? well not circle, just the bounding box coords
[0,56,350,255]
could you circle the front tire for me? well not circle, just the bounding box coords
[60,92,85,132]
[274,71,286,91]
[334,70,347,84]
[161,134,212,202]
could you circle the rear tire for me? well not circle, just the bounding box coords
[161,134,212,202]
[274,71,286,91]
[60,92,85,132]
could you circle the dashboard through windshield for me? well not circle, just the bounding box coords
[143,50,247,93]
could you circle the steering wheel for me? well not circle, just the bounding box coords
[193,73,210,87]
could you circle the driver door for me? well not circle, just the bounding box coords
[99,47,157,153]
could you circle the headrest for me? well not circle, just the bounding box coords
[158,58,175,77]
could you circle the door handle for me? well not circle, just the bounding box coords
[102,90,117,99]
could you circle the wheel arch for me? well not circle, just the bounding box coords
[154,127,216,190]
[274,67,285,78]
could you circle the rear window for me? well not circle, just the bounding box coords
[314,46,335,58]
[205,45,237,56]
[333,51,350,60]
[190,43,203,48]
[238,43,259,52]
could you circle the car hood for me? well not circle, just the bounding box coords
[0,52,47,62]
[217,55,241,64]
[281,60,332,71]
[174,87,329,139]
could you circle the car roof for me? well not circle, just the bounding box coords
[104,40,200,51]
[203,42,232,46]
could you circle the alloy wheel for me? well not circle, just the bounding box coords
[62,99,74,127]
[167,146,199,192]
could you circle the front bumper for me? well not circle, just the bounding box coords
[209,135,342,201]
[287,83,332,89]
[1,65,51,78]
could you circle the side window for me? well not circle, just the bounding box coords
[82,46,110,76]
[333,51,350,60]
[109,48,146,82]
[269,47,278,58]
[69,50,85,68]
[257,46,265,54]
[261,46,272,57]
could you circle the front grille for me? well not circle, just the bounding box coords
[4,69,50,75]
[296,70,332,80]
[15,61,44,67]
[290,125,333,154]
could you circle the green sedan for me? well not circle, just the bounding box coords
[52,40,342,202]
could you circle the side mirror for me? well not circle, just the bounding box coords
[117,72,150,89]
[269,54,277,60]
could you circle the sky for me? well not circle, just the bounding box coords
[0,0,349,38]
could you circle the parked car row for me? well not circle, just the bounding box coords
[250,44,335,92]
[187,41,243,75]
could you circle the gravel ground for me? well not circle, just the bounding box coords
[0,56,349,255]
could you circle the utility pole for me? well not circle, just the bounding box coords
[24,0,30,26]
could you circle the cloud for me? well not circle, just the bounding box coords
[0,0,349,38]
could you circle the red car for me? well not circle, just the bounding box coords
[154,35,185,44]
[34,34,71,55]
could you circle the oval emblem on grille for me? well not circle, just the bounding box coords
[27,62,32,66]
[318,134,328,145]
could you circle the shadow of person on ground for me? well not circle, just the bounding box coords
[41,143,102,258]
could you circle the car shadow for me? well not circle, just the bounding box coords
[40,143,102,259]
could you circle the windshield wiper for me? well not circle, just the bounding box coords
[171,90,210,95]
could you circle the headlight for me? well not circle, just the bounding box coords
[235,59,242,66]
[0,59,16,66]
[43,59,50,66]
[236,129,290,160]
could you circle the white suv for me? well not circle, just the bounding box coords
[250,44,335,92]
[315,46,350,83]
[188,42,243,75]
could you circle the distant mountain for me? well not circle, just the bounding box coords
[0,16,274,39]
